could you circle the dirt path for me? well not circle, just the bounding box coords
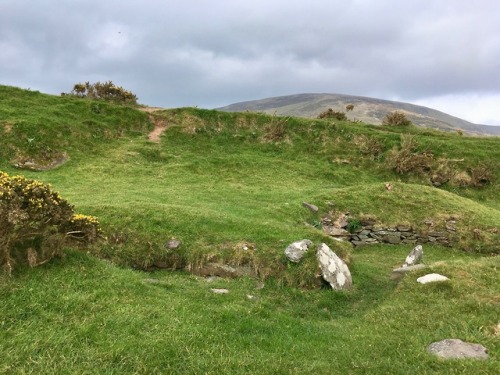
[138,107,169,143]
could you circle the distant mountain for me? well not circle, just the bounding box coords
[218,93,500,136]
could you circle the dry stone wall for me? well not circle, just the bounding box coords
[325,224,454,247]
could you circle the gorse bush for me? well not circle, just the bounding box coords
[383,111,412,126]
[317,108,348,121]
[61,214,103,244]
[262,114,289,143]
[0,171,102,274]
[385,135,434,175]
[64,81,138,104]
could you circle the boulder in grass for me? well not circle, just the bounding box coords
[317,243,352,290]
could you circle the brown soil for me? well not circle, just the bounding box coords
[138,107,169,143]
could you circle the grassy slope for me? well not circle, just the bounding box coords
[1,86,499,373]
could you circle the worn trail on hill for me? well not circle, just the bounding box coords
[139,107,168,143]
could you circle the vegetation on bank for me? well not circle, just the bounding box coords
[0,85,499,373]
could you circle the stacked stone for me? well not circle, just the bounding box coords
[331,224,453,247]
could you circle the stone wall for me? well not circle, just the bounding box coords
[325,224,454,247]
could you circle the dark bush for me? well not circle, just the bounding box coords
[469,163,494,187]
[64,81,138,104]
[385,135,434,175]
[317,108,348,121]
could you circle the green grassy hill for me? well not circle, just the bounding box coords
[1,85,499,374]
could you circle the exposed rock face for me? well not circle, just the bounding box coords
[285,239,313,263]
[417,273,449,284]
[403,245,423,267]
[427,339,489,360]
[316,243,352,290]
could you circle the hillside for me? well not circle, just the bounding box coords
[218,93,500,135]
[1,85,499,373]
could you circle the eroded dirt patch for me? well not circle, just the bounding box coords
[138,107,169,143]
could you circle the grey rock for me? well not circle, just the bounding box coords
[324,226,350,237]
[317,243,352,290]
[285,239,313,263]
[302,202,319,213]
[165,239,181,249]
[403,245,423,267]
[386,234,402,244]
[211,288,229,294]
[391,264,427,281]
[427,339,488,360]
[334,213,350,228]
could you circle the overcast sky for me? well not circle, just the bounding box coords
[1,0,499,125]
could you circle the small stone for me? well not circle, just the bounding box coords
[285,239,313,263]
[417,273,449,284]
[246,294,256,300]
[427,339,488,360]
[403,245,424,267]
[391,264,427,281]
[302,202,319,213]
[211,288,229,294]
[165,239,181,249]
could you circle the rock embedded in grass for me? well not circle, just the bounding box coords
[417,273,449,284]
[211,288,229,294]
[285,239,313,263]
[391,264,427,281]
[302,202,319,213]
[317,243,352,290]
[165,239,181,249]
[427,339,489,360]
[403,245,424,267]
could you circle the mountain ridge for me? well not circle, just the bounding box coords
[218,93,500,135]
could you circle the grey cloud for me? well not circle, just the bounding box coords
[1,0,499,122]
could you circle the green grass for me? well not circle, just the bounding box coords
[1,85,499,373]
[1,248,498,374]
